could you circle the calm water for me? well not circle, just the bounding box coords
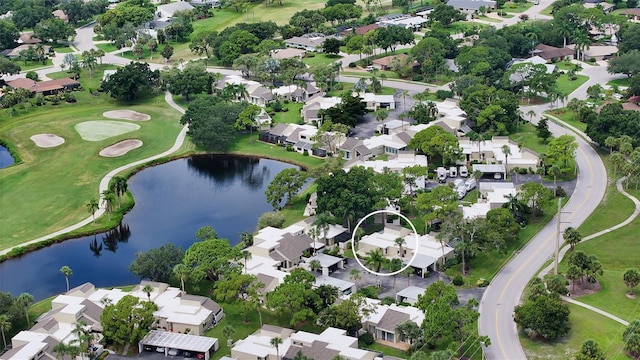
[0,155,301,301]
[0,146,14,169]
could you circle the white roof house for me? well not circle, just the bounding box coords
[395,285,426,305]
[156,2,195,20]
[460,137,540,171]
[355,92,396,110]
[462,182,517,219]
[377,14,428,29]
[344,151,428,175]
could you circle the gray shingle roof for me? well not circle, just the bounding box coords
[376,309,410,332]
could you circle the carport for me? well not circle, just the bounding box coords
[139,330,218,359]
[472,164,506,179]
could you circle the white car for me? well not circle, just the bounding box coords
[168,348,179,356]
[494,172,502,180]
[156,347,165,353]
[459,166,468,177]
[464,179,477,191]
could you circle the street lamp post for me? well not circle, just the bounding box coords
[555,197,571,275]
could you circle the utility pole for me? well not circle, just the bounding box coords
[554,197,561,275]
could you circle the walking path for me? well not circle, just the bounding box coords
[0,92,188,257]
[534,116,640,328]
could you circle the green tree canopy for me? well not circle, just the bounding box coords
[102,62,160,101]
[408,126,461,165]
[101,295,158,353]
[265,168,309,210]
[128,243,184,282]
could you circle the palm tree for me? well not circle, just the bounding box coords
[173,263,190,293]
[86,198,99,225]
[501,145,511,179]
[349,268,361,291]
[242,250,252,273]
[101,189,117,221]
[81,50,97,78]
[353,227,365,251]
[309,259,322,273]
[604,136,618,154]
[610,152,626,178]
[313,212,332,246]
[0,314,10,350]
[364,248,387,273]
[526,110,536,123]
[386,258,403,292]
[53,341,69,360]
[17,293,34,325]
[402,266,414,287]
[401,90,410,112]
[142,284,154,302]
[563,227,582,251]
[95,48,105,65]
[223,325,235,343]
[60,266,73,292]
[549,165,561,196]
[110,176,128,208]
[394,237,406,258]
[270,337,283,360]
[502,193,526,219]
[472,170,483,201]
[72,321,91,359]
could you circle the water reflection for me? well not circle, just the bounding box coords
[0,155,300,300]
[0,145,15,169]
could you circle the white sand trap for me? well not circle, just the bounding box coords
[103,110,151,121]
[99,139,143,157]
[75,121,141,141]
[30,133,65,148]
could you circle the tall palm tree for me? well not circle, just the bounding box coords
[501,145,511,179]
[386,258,403,292]
[313,212,332,246]
[394,237,406,258]
[0,314,9,350]
[110,176,128,208]
[101,190,117,221]
[173,263,190,292]
[364,248,387,273]
[610,152,626,178]
[53,341,69,360]
[60,266,73,292]
[403,266,414,287]
[72,321,91,359]
[17,293,34,325]
[549,165,561,195]
[349,268,361,291]
[604,136,618,154]
[86,198,99,225]
[270,337,283,360]
[242,250,252,273]
[142,284,154,302]
[473,170,483,201]
[563,227,582,251]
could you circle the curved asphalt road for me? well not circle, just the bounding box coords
[478,115,607,359]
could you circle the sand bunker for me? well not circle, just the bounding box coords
[103,110,151,121]
[75,121,141,141]
[99,139,143,157]
[30,133,65,148]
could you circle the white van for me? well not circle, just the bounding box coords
[449,166,457,178]
[459,165,468,177]
[436,167,447,183]
[464,178,477,191]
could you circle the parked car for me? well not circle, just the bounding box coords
[366,66,376,72]
[156,347,165,353]
[168,348,180,356]
[494,172,502,180]
[449,166,457,178]
[453,179,465,188]
[436,167,447,183]
[143,345,153,351]
[183,351,193,358]
[459,165,468,177]
[197,354,205,359]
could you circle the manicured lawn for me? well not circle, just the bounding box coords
[95,43,119,53]
[0,65,185,250]
[362,342,408,358]
[447,21,490,35]
[281,183,317,227]
[555,62,581,72]
[502,1,534,12]
[577,154,635,237]
[342,70,401,80]
[227,133,326,170]
[509,122,548,155]
[540,4,554,16]
[608,77,631,87]
[15,59,54,71]
[477,15,502,22]
[555,73,589,96]
[302,53,342,67]
[327,82,397,96]
[272,102,303,124]
[193,0,327,35]
[545,109,587,132]
[520,304,628,359]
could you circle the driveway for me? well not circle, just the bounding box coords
[351,90,418,138]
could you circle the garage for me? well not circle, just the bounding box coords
[139,330,218,359]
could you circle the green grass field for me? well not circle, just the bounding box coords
[272,102,303,124]
[608,78,631,87]
[545,109,587,132]
[0,66,184,250]
[502,1,534,12]
[302,53,343,67]
[509,122,548,155]
[447,21,490,35]
[555,74,589,96]
[15,58,54,71]
[521,304,628,359]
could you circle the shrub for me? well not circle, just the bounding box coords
[358,333,374,346]
[348,62,356,68]
[303,150,309,156]
[271,101,283,112]
[453,274,464,286]
[63,92,77,103]
[555,186,567,197]
[285,145,294,152]
[476,278,489,287]
[26,71,38,81]
[257,211,285,230]
[380,296,395,305]
[435,90,453,100]
[50,95,61,105]
[357,285,379,299]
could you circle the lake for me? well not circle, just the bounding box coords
[0,145,14,169]
[0,155,301,300]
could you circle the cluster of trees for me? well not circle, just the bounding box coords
[161,62,218,101]
[586,103,640,147]
[100,295,157,354]
[409,126,461,166]
[608,22,640,78]
[265,168,309,210]
[514,277,571,340]
[102,62,161,101]
[233,54,306,86]
[623,320,640,359]
[316,166,402,231]
[317,92,367,127]
[0,291,34,350]
[566,250,603,291]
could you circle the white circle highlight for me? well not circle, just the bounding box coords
[350,210,420,277]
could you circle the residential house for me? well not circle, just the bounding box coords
[1,44,52,58]
[344,151,428,192]
[362,131,412,156]
[302,216,351,248]
[17,33,41,44]
[255,108,272,131]
[52,9,68,22]
[357,225,454,277]
[459,136,540,171]
[259,123,293,145]
[533,44,574,62]
[395,286,425,305]
[190,0,222,7]
[313,275,355,296]
[342,23,380,36]
[301,95,342,123]
[461,182,517,219]
[620,8,640,21]
[156,2,195,21]
[446,0,497,14]
[583,0,614,13]
[247,224,314,271]
[284,33,327,52]
[138,331,218,360]
[362,299,425,349]
[7,77,80,95]
[271,48,306,60]
[356,92,396,111]
[339,138,374,161]
[217,75,272,106]
[371,53,417,71]
[272,84,307,102]
[507,55,556,84]
[232,326,377,360]
[416,7,435,17]
[567,43,618,61]
[377,14,428,30]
